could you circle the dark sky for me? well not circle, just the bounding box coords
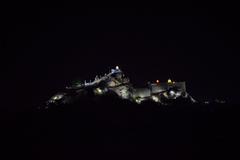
[2,6,240,110]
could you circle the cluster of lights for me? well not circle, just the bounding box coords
[135,98,142,104]
[45,66,197,107]
[156,79,175,84]
[52,94,64,100]
[152,95,160,102]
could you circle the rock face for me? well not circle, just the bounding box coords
[45,66,196,108]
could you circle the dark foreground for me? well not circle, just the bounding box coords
[1,96,239,159]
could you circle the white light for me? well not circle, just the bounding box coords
[152,95,159,102]
[52,94,64,100]
[116,66,119,70]
[175,91,181,97]
[169,90,175,95]
[135,98,142,104]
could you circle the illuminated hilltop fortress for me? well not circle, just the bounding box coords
[47,66,196,106]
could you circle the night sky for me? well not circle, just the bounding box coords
[2,6,240,111]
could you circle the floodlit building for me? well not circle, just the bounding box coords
[47,66,196,106]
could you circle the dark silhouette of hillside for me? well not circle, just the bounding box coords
[1,94,239,159]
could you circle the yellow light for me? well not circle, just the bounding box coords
[95,88,103,94]
[156,80,159,83]
[167,79,172,83]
